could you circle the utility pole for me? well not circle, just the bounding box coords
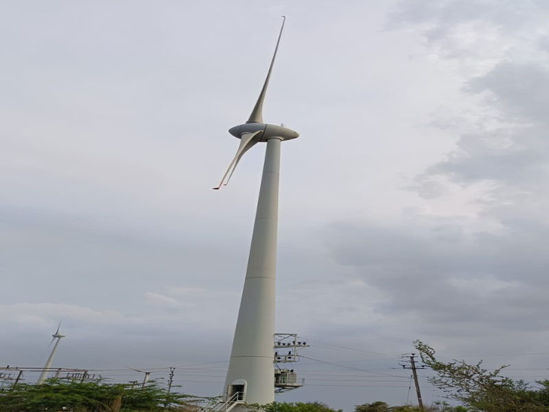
[400,353,425,411]
[130,368,151,389]
[164,367,175,408]
[141,371,150,389]
[167,367,175,395]
[12,370,23,390]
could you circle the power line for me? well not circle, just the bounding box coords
[313,340,398,359]
[300,355,409,379]
[305,383,410,388]
[406,374,413,404]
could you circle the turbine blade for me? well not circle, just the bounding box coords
[247,16,286,124]
[213,130,262,190]
[224,140,257,185]
[55,321,61,335]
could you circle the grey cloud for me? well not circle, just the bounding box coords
[391,0,549,34]
[325,216,549,335]
[390,1,549,209]
[468,62,549,125]
[417,63,549,205]
[407,179,447,199]
[427,129,547,184]
[539,36,549,52]
[0,206,246,311]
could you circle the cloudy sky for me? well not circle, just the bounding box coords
[2,0,549,410]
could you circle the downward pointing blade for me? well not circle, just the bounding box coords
[247,16,286,124]
[225,140,257,186]
[213,130,262,190]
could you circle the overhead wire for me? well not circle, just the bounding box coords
[312,340,399,359]
[406,374,413,404]
[300,355,409,379]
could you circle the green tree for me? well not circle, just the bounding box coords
[0,379,201,412]
[414,340,549,412]
[355,401,389,412]
[355,402,468,412]
[430,401,468,412]
[389,407,422,412]
[262,402,342,412]
[355,402,467,412]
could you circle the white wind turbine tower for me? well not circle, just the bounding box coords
[37,322,65,384]
[214,17,299,408]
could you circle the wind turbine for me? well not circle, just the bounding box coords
[37,322,65,384]
[214,17,299,407]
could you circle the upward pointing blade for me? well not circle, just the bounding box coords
[213,130,262,190]
[247,16,286,124]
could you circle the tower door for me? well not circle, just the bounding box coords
[227,380,246,402]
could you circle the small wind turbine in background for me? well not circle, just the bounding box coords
[37,322,65,384]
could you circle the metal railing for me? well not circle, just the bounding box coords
[208,391,243,412]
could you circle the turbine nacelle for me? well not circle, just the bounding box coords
[50,322,65,343]
[229,123,299,141]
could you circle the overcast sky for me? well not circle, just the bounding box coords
[2,1,549,410]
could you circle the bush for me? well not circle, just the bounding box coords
[0,379,200,412]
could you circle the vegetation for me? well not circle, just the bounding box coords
[4,343,549,412]
[0,379,203,412]
[258,401,464,412]
[355,401,467,412]
[414,340,549,411]
[263,402,343,412]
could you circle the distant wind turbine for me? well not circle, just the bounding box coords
[37,322,65,384]
[214,17,299,408]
